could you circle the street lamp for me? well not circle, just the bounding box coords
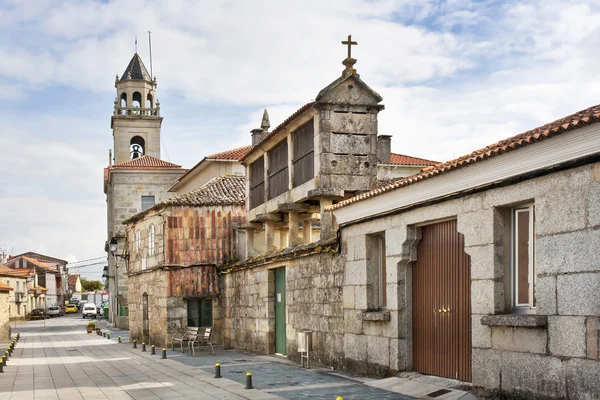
[109,237,118,257]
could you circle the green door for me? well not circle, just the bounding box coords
[274,267,286,355]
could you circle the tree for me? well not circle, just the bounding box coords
[81,279,104,292]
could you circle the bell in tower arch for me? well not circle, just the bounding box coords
[130,136,145,159]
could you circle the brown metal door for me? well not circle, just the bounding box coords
[412,220,472,382]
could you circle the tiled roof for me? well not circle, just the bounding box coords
[23,257,59,274]
[28,285,47,292]
[0,282,12,292]
[385,153,438,167]
[11,252,67,264]
[68,274,80,286]
[125,175,245,224]
[111,155,183,170]
[329,103,600,210]
[240,102,316,162]
[206,146,252,161]
[0,265,30,278]
[120,53,152,81]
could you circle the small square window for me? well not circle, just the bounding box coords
[141,196,155,211]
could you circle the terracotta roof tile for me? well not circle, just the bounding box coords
[0,282,13,291]
[125,175,245,224]
[0,265,30,277]
[23,257,59,273]
[111,155,183,170]
[240,102,316,162]
[385,153,439,167]
[330,103,600,210]
[206,146,252,161]
[68,274,79,286]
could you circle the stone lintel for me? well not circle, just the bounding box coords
[255,213,283,222]
[299,213,318,220]
[359,310,391,322]
[277,203,309,212]
[305,188,345,200]
[481,314,547,328]
[237,222,263,230]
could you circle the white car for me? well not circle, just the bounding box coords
[82,303,97,319]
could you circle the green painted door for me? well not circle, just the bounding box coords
[274,268,286,355]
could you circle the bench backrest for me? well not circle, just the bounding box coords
[186,327,199,337]
[201,328,212,343]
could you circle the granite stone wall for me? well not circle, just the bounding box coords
[340,161,600,398]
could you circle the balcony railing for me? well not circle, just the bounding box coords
[113,106,160,117]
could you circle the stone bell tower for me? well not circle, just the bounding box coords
[111,53,162,164]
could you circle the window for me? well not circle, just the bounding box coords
[367,233,387,309]
[141,195,155,211]
[249,156,265,209]
[187,298,213,327]
[512,205,535,309]
[148,225,155,256]
[292,119,314,187]
[268,140,289,200]
[135,230,141,252]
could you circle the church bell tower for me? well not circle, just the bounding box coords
[111,53,162,164]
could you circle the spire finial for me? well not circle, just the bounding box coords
[341,35,358,75]
[261,109,270,132]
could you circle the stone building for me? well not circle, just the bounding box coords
[328,105,600,398]
[220,42,434,363]
[124,175,245,347]
[0,281,11,341]
[104,53,185,329]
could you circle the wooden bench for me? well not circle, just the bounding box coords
[188,327,215,356]
[171,327,199,353]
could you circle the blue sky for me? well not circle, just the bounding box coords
[2,0,600,279]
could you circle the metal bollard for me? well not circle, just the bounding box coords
[118,336,122,343]
[161,348,167,359]
[103,332,106,338]
[214,363,221,378]
[245,372,253,389]
[8,347,12,356]
[151,345,155,355]
[4,351,8,361]
[336,397,344,400]
[107,333,111,340]
[142,343,146,352]
[1,355,5,366]
[0,361,3,373]
[133,340,137,349]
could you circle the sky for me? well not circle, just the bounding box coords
[2,0,600,279]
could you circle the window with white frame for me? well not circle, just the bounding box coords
[512,205,535,309]
[148,225,155,256]
[135,230,141,253]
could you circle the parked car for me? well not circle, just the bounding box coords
[65,304,78,313]
[69,298,80,310]
[30,309,47,320]
[82,303,97,319]
[47,306,64,317]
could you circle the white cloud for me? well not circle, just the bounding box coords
[3,0,600,263]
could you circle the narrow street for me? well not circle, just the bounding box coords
[0,315,425,400]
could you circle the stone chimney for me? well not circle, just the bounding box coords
[377,135,392,163]
[251,109,271,146]
[251,128,264,146]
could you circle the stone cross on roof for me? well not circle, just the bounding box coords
[342,35,357,58]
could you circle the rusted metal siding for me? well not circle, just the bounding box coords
[249,156,265,209]
[268,140,289,200]
[167,265,219,297]
[165,205,245,266]
[292,119,314,187]
[412,219,472,382]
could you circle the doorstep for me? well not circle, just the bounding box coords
[365,376,477,399]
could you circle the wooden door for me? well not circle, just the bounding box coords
[142,293,149,343]
[412,220,472,382]
[274,268,286,355]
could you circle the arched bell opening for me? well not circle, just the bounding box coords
[130,136,145,159]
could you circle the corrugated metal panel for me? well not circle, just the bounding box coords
[167,265,219,297]
[412,219,472,382]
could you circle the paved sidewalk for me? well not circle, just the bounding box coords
[1,315,416,399]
